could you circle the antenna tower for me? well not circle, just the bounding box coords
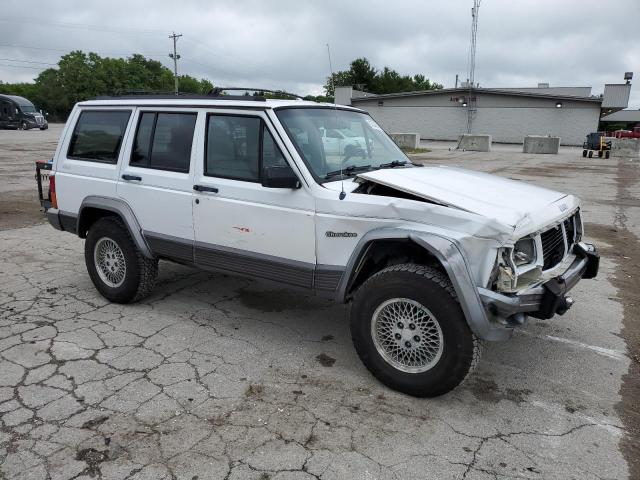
[466,0,481,133]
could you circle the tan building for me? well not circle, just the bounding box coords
[336,83,631,146]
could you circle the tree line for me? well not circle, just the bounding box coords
[0,52,441,121]
[0,51,213,121]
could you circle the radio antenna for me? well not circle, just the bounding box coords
[326,43,346,200]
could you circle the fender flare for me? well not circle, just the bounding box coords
[336,227,511,341]
[78,196,154,259]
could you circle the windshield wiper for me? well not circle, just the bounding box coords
[378,160,410,169]
[324,164,371,179]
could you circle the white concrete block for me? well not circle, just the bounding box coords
[522,135,560,154]
[610,138,640,158]
[458,134,492,152]
[389,133,420,149]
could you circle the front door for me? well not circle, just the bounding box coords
[117,108,201,262]
[192,110,316,288]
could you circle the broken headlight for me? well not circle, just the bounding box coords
[513,237,536,266]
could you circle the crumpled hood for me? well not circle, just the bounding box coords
[357,166,569,229]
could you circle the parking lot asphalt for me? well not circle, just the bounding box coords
[0,126,638,479]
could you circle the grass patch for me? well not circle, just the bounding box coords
[400,147,431,154]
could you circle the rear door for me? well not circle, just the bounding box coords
[117,108,201,263]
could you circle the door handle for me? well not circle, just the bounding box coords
[193,185,219,193]
[122,174,142,181]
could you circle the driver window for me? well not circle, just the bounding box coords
[206,115,260,182]
[205,115,289,181]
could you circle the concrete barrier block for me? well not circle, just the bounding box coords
[458,134,492,152]
[389,133,420,149]
[522,135,560,154]
[610,138,640,158]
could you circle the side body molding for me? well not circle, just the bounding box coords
[78,196,154,259]
[336,227,511,342]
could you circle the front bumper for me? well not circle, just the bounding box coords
[26,117,47,128]
[478,242,599,322]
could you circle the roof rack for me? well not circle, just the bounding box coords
[208,87,305,100]
[93,90,266,102]
[110,89,202,97]
[93,88,306,102]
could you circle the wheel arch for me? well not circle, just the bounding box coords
[337,228,511,341]
[77,196,153,259]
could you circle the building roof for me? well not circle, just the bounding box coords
[600,109,640,122]
[350,87,603,104]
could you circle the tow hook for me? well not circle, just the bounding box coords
[557,296,574,315]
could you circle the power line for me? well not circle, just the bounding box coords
[182,37,269,71]
[0,63,46,70]
[0,58,57,65]
[0,42,165,57]
[0,17,164,35]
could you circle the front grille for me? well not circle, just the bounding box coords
[35,116,44,125]
[541,225,565,270]
[540,211,579,270]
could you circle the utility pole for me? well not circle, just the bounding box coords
[168,32,182,95]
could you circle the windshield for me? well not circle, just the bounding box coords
[276,108,409,181]
[19,104,36,113]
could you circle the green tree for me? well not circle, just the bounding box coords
[324,57,442,96]
[0,81,38,99]
[0,50,215,120]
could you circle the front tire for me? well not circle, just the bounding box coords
[85,217,157,303]
[350,264,480,397]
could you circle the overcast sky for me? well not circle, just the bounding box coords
[1,0,639,107]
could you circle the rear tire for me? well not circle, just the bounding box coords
[350,264,480,397]
[85,216,157,303]
[588,151,593,158]
[582,149,587,157]
[605,150,610,159]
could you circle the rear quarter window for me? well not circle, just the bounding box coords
[68,110,131,163]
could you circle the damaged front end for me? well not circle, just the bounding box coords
[327,169,600,337]
[481,209,599,326]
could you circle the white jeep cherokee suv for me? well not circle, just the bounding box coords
[44,93,599,397]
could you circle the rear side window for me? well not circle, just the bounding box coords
[68,110,131,163]
[130,112,197,173]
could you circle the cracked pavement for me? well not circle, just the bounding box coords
[0,126,637,479]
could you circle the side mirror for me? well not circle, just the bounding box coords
[262,165,301,189]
